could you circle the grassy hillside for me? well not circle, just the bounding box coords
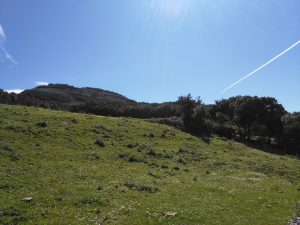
[0,104,299,225]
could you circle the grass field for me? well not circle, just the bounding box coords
[0,104,299,225]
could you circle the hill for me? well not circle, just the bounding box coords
[0,84,181,118]
[0,104,299,225]
[17,83,136,108]
[19,84,134,103]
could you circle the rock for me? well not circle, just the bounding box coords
[22,197,32,202]
[290,217,300,225]
[163,211,177,217]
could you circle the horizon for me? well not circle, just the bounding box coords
[3,82,298,113]
[1,1,300,111]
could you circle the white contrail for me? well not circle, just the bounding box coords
[0,45,18,64]
[0,24,18,65]
[221,40,300,93]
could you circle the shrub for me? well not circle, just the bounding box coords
[93,125,111,134]
[148,117,184,130]
[147,171,160,179]
[178,148,189,153]
[36,121,48,128]
[177,158,187,164]
[279,113,300,154]
[126,143,134,148]
[87,153,100,160]
[95,139,105,147]
[162,153,173,159]
[213,123,236,139]
[71,118,79,124]
[173,166,180,171]
[1,144,20,161]
[124,182,159,193]
[118,152,146,163]
[161,164,169,169]
[147,148,159,157]
[148,133,155,138]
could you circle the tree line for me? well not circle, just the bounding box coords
[0,87,299,154]
[178,94,299,154]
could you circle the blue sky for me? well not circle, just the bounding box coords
[0,0,299,111]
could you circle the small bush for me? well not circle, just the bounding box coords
[87,153,100,160]
[149,117,184,130]
[36,121,48,128]
[177,158,187,164]
[1,144,20,161]
[147,171,160,179]
[147,161,159,168]
[173,166,180,171]
[95,139,105,147]
[71,118,79,124]
[118,152,146,163]
[147,148,158,157]
[162,153,173,159]
[178,148,189,153]
[213,124,236,139]
[126,143,134,148]
[149,133,155,138]
[124,182,159,193]
[161,164,169,169]
[76,196,105,207]
[93,125,111,134]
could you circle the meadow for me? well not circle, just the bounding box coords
[0,104,299,225]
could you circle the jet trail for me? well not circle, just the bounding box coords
[221,40,300,93]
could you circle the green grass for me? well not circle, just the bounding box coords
[0,104,299,225]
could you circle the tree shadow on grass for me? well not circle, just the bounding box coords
[232,137,299,158]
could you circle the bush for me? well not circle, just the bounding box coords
[146,148,159,157]
[36,121,48,127]
[161,164,169,169]
[118,152,146,163]
[71,118,79,124]
[126,143,134,148]
[173,166,180,170]
[86,153,100,160]
[124,182,159,193]
[178,148,189,153]
[177,158,187,164]
[213,123,236,139]
[279,113,300,154]
[95,139,105,147]
[1,144,20,161]
[148,117,184,130]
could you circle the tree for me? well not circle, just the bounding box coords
[280,113,300,154]
[234,96,261,140]
[177,94,198,131]
[0,89,12,104]
[258,97,285,142]
[177,95,212,137]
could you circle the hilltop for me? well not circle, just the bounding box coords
[0,104,299,225]
[0,84,181,118]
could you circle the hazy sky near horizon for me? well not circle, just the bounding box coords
[0,0,299,111]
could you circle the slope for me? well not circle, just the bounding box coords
[0,104,299,225]
[17,84,136,107]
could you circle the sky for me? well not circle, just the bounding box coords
[0,0,299,112]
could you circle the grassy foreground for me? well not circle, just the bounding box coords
[0,104,299,225]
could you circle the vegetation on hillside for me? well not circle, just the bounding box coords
[0,104,299,225]
[1,84,299,154]
[0,84,181,118]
